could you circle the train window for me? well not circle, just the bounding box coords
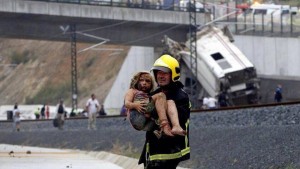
[211,52,232,69]
[218,61,231,69]
[211,53,223,60]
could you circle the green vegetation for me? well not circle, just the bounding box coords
[0,75,6,82]
[80,55,97,78]
[105,72,114,81]
[284,163,298,169]
[84,55,97,68]
[10,50,34,64]
[267,163,299,169]
[25,82,72,104]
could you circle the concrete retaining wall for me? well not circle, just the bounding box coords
[235,35,300,79]
[104,46,156,114]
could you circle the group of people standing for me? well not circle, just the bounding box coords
[34,104,50,120]
[11,103,50,131]
[201,92,229,109]
[54,94,104,130]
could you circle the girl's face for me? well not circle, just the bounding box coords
[138,73,153,93]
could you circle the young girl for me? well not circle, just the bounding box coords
[124,71,186,138]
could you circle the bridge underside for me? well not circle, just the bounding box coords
[0,12,189,47]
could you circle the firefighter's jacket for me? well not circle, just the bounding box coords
[138,81,191,165]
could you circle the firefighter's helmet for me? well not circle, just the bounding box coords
[151,54,180,82]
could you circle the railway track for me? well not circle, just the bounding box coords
[0,101,300,168]
[191,100,300,112]
[1,100,300,123]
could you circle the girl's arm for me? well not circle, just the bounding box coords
[124,89,146,113]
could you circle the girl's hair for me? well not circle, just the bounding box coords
[129,71,155,91]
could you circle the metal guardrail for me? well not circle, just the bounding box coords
[213,2,300,37]
[30,0,300,37]
[31,0,208,13]
[234,12,300,37]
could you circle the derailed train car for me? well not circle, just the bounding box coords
[162,25,260,106]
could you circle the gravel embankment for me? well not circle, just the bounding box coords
[1,104,300,169]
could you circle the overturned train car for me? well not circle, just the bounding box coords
[163,25,260,106]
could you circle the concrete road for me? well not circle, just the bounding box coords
[0,144,123,169]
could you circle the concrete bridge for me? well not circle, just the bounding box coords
[0,0,210,47]
[2,0,300,112]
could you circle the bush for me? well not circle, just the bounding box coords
[10,50,32,64]
[25,82,72,105]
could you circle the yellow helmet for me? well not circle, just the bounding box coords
[151,54,180,82]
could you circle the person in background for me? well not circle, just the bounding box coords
[70,108,77,117]
[218,91,228,107]
[86,94,100,130]
[45,104,50,119]
[40,104,46,119]
[12,103,21,132]
[274,84,283,103]
[34,108,40,120]
[207,97,217,109]
[81,109,88,117]
[56,100,65,130]
[138,54,190,169]
[99,104,107,116]
[202,96,209,109]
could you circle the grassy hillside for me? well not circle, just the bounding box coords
[0,38,129,108]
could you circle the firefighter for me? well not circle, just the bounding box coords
[138,54,191,169]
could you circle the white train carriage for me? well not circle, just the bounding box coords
[163,25,260,105]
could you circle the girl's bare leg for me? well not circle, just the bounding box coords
[167,100,186,136]
[152,92,173,137]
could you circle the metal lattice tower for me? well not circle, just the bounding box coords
[70,24,78,110]
[188,0,199,109]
